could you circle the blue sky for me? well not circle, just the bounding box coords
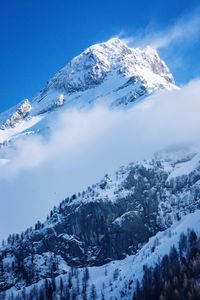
[0,0,200,112]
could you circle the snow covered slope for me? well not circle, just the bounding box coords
[2,209,200,300]
[1,147,200,296]
[0,37,176,145]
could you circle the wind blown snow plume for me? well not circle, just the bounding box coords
[1,79,200,238]
[150,13,200,49]
[122,9,200,50]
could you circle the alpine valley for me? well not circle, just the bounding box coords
[0,38,200,300]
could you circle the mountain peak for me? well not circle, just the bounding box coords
[88,37,129,53]
[104,36,126,45]
[37,37,175,100]
[0,37,176,142]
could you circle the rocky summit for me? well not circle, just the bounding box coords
[0,38,176,146]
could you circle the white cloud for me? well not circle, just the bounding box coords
[120,9,200,49]
[149,13,200,49]
[1,79,200,239]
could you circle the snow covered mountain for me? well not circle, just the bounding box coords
[0,37,176,145]
[1,147,200,298]
[2,37,199,300]
[2,209,200,299]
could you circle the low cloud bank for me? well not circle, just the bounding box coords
[1,79,200,239]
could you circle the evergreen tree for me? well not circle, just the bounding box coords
[68,270,72,289]
[39,289,45,300]
[90,284,97,300]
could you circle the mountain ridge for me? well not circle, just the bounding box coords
[1,147,200,296]
[0,37,176,146]
[2,209,200,299]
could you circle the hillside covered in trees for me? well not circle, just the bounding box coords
[134,230,200,300]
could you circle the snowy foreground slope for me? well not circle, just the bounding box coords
[0,37,176,145]
[2,209,200,299]
[1,147,200,298]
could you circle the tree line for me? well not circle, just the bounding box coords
[133,229,200,300]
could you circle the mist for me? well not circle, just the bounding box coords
[1,78,200,239]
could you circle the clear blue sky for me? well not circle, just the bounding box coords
[0,0,200,112]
